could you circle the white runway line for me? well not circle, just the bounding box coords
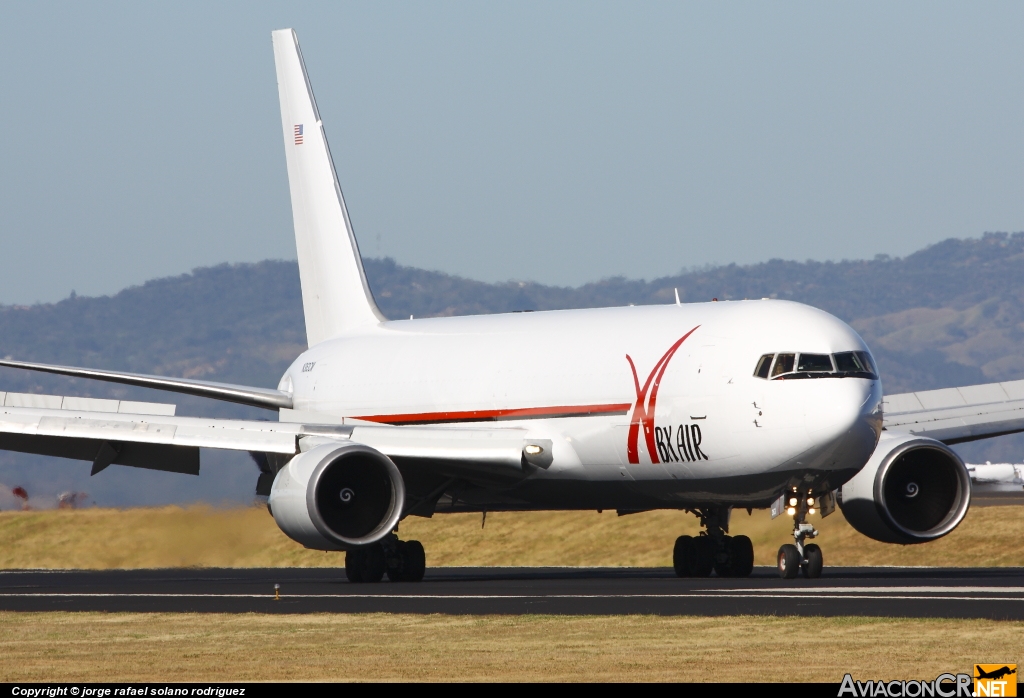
[705,586,1024,594]
[4,592,1024,602]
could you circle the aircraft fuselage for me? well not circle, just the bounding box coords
[279,299,883,509]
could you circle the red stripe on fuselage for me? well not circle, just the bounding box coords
[352,403,632,426]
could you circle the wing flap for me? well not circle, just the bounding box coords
[884,378,1024,444]
[0,403,300,456]
[0,432,200,475]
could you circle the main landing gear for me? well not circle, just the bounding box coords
[345,534,426,583]
[673,507,754,578]
[777,492,823,579]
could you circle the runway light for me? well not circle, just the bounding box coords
[808,508,816,515]
[786,507,796,516]
[788,497,798,507]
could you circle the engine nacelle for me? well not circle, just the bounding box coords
[268,442,406,550]
[839,433,971,544]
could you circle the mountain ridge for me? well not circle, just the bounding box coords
[2,232,1022,506]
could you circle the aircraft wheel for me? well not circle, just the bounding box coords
[386,540,427,582]
[729,535,755,578]
[345,549,364,583]
[713,535,734,577]
[802,543,823,579]
[777,544,800,579]
[346,544,386,583]
[385,541,408,582]
[689,536,715,577]
[673,536,694,578]
[404,540,426,582]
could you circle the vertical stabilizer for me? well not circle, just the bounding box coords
[272,29,384,346]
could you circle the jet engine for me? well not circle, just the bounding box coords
[268,442,406,550]
[838,433,971,544]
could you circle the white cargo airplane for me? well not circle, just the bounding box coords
[1,29,1022,581]
[967,462,1024,504]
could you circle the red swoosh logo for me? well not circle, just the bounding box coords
[626,327,699,464]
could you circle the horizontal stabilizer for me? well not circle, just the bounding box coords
[0,358,292,410]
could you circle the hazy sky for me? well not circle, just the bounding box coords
[1,2,1022,304]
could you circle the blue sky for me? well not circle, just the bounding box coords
[1,2,1022,304]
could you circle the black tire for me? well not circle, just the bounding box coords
[345,549,365,583]
[363,543,386,583]
[404,540,426,582]
[777,544,800,579]
[385,540,427,582]
[689,536,715,577]
[347,544,386,583]
[730,535,755,578]
[385,541,408,582]
[802,543,823,579]
[673,535,694,578]
[713,535,734,577]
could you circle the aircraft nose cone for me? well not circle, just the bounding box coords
[802,378,883,469]
[805,378,880,432]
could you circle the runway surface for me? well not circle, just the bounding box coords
[3,566,1024,617]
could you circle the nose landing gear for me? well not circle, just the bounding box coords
[777,493,824,579]
[673,506,754,578]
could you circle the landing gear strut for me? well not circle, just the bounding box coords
[777,492,823,579]
[673,506,754,578]
[345,534,426,583]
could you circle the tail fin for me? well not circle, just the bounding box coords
[272,29,384,346]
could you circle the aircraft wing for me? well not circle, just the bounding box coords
[883,379,1024,444]
[0,392,531,478]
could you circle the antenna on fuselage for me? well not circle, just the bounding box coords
[674,288,681,306]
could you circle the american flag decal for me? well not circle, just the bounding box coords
[294,124,304,145]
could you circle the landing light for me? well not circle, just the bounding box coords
[808,508,816,515]
[524,444,544,456]
[786,507,796,516]
[788,497,798,507]
[806,498,815,506]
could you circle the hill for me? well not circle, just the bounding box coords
[2,232,1023,506]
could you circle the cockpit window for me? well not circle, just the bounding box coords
[855,351,877,377]
[834,351,879,378]
[771,353,795,377]
[797,353,833,373]
[755,351,878,380]
[833,351,863,373]
[754,354,774,379]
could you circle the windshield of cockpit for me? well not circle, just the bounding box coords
[752,351,877,380]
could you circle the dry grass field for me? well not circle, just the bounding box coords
[2,506,1023,682]
[0,612,1020,682]
[1,503,1024,569]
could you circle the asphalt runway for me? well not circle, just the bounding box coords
[3,566,1024,618]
